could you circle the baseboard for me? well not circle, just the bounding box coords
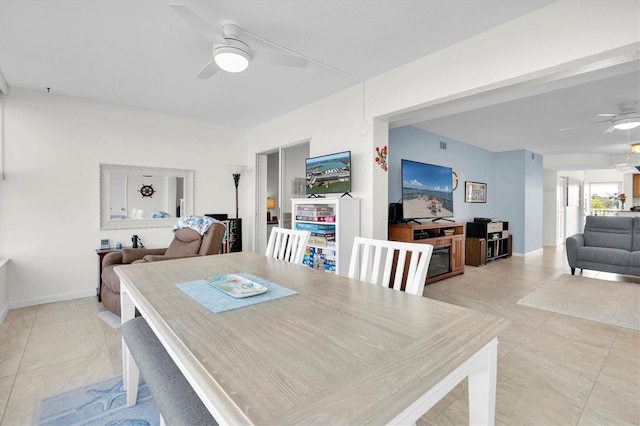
[524,248,544,257]
[9,289,96,309]
[511,247,545,258]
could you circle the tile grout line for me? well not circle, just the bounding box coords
[573,326,621,426]
[0,305,39,426]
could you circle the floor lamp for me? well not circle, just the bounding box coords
[226,165,247,219]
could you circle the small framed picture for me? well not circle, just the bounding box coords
[465,181,487,203]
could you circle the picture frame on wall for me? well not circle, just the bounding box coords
[465,181,487,203]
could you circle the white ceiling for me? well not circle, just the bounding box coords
[1,0,638,158]
[398,63,640,157]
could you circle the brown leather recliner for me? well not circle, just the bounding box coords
[100,222,226,315]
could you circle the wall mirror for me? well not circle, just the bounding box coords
[100,163,194,230]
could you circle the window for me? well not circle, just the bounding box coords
[589,182,622,213]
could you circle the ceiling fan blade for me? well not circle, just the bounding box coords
[196,59,220,79]
[169,3,226,45]
[603,125,616,133]
[252,48,308,68]
[560,119,611,131]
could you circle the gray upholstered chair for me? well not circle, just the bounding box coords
[101,222,226,315]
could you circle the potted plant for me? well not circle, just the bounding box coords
[618,193,627,209]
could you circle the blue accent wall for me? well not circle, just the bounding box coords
[388,125,543,255]
[525,152,544,252]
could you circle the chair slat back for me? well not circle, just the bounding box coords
[348,237,434,296]
[265,227,311,264]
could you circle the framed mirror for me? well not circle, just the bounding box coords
[100,163,194,230]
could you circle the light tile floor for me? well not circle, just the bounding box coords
[0,246,638,425]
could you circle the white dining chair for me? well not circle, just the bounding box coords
[348,237,434,296]
[265,227,311,264]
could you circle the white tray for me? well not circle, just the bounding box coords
[207,274,268,298]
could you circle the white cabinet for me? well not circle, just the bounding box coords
[292,198,360,275]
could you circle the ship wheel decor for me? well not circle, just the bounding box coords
[139,184,155,198]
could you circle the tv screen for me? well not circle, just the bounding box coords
[401,159,454,220]
[305,151,351,196]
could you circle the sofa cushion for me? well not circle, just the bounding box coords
[577,246,630,267]
[164,228,202,257]
[122,248,146,264]
[101,265,120,293]
[583,216,633,251]
[630,251,640,276]
[630,250,640,267]
[633,217,640,252]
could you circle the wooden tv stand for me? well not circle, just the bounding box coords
[389,222,465,284]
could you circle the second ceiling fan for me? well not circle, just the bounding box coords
[169,3,309,78]
[561,101,640,133]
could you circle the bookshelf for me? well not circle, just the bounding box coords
[292,198,360,275]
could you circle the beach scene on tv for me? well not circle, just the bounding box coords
[402,160,454,219]
[306,151,351,195]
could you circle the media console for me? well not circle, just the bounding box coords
[465,221,512,266]
[388,222,465,284]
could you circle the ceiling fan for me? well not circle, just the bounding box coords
[169,3,308,78]
[560,101,640,133]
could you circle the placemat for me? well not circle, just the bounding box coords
[176,273,297,314]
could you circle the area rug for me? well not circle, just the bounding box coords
[517,274,639,330]
[34,376,159,426]
[97,310,121,329]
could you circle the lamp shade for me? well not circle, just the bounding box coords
[267,197,276,209]
[614,117,640,130]
[214,47,249,73]
[226,165,247,175]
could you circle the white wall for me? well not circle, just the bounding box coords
[246,0,639,248]
[542,169,557,246]
[1,0,638,307]
[0,259,8,324]
[267,153,279,218]
[1,88,246,307]
[584,169,628,192]
[563,171,586,238]
[544,167,633,246]
[282,143,309,217]
[247,86,373,245]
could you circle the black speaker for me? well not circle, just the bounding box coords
[388,203,403,224]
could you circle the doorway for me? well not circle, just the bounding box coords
[255,140,310,254]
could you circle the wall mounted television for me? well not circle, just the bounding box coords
[305,151,351,197]
[401,159,454,221]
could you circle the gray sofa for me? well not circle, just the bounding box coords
[566,215,640,276]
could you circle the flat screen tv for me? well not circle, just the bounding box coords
[305,151,351,196]
[401,159,454,221]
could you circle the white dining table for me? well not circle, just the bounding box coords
[116,252,509,425]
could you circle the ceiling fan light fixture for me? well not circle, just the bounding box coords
[613,117,640,130]
[214,46,250,73]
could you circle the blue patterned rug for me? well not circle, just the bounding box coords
[34,376,159,426]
